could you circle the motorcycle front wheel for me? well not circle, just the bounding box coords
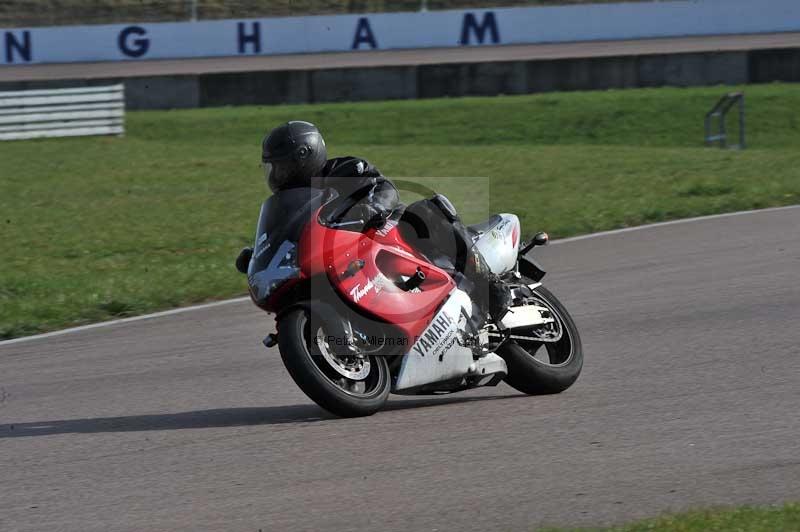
[498,284,583,395]
[278,308,390,418]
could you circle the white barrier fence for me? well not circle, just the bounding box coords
[0,84,125,141]
[1,0,799,65]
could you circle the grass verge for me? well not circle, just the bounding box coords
[1,83,799,339]
[545,503,800,531]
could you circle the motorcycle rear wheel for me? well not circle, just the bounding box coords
[278,308,390,418]
[498,284,583,395]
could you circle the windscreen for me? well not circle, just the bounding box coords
[249,187,328,275]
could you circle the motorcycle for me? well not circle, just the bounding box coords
[238,181,583,417]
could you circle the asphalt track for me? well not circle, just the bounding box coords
[2,206,799,531]
[2,32,800,82]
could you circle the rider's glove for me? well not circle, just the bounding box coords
[359,204,390,230]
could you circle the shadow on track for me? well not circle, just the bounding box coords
[0,394,518,438]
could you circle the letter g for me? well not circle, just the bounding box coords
[118,26,150,58]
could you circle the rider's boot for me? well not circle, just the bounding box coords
[461,250,511,332]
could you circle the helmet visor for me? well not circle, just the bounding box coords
[263,162,273,187]
[264,160,297,192]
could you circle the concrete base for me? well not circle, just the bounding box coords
[1,48,798,109]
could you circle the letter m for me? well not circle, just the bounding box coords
[460,12,499,46]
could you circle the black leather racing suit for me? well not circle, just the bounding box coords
[319,157,506,326]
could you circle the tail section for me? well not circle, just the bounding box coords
[472,214,521,275]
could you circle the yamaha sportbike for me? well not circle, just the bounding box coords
[241,183,583,417]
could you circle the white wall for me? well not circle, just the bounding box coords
[1,0,799,66]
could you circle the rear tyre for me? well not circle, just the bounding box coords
[499,285,583,395]
[278,308,390,418]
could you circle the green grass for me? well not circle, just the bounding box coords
[2,83,800,339]
[545,503,800,531]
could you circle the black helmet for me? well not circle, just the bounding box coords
[261,121,327,192]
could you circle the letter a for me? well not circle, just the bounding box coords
[352,17,377,50]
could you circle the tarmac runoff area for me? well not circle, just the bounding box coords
[1,206,799,531]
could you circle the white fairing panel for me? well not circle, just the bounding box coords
[473,214,521,275]
[394,289,475,391]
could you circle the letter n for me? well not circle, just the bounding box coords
[5,31,31,63]
[352,17,377,50]
[460,12,499,45]
[238,22,261,54]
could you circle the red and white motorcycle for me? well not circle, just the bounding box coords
[240,184,583,417]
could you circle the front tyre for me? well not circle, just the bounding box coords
[278,308,390,417]
[499,285,583,395]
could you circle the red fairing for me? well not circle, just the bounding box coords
[298,210,455,343]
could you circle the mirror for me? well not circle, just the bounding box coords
[235,247,253,274]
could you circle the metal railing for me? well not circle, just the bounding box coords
[0,84,125,141]
[704,92,745,150]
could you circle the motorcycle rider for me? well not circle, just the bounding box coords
[237,120,509,328]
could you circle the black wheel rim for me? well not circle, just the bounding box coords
[300,314,387,398]
[513,291,574,368]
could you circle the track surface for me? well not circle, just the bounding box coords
[2,207,799,531]
[2,32,799,82]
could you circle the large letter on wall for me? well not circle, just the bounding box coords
[4,31,32,63]
[460,12,499,45]
[118,26,150,58]
[352,17,378,50]
[238,22,261,54]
